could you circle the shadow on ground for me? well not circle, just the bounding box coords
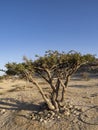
[69,85,92,88]
[0,98,98,130]
[0,98,44,112]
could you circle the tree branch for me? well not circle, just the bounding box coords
[24,70,55,111]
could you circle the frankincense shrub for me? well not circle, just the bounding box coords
[5,50,95,112]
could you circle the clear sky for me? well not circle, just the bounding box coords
[0,0,98,71]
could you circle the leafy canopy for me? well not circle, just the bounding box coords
[5,50,95,78]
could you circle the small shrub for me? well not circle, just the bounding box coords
[81,72,90,80]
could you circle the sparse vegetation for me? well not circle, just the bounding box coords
[81,72,90,80]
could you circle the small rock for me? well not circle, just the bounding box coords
[64,111,70,116]
[69,104,73,109]
[70,109,75,113]
[73,110,77,115]
[43,120,47,124]
[75,112,80,116]
[38,111,43,115]
[75,106,83,112]
[51,111,55,116]
[79,108,84,112]
[52,117,55,120]
[40,118,44,122]
[32,117,36,120]
[1,109,5,114]
[57,116,60,119]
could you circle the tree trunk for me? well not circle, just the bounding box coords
[25,71,67,112]
[64,75,70,87]
[24,71,55,111]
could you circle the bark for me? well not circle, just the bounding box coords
[59,79,66,102]
[24,71,55,111]
[51,91,59,112]
[64,75,70,87]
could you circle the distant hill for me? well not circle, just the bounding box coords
[77,59,98,73]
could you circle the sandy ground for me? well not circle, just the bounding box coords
[0,77,98,130]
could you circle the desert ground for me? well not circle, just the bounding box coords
[0,75,98,130]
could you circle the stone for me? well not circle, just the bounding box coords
[40,118,44,122]
[38,111,43,115]
[64,110,70,116]
[43,120,47,124]
[57,116,60,119]
[69,104,73,109]
[1,109,5,114]
[75,112,80,116]
[73,110,77,115]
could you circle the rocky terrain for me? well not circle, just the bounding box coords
[0,75,98,130]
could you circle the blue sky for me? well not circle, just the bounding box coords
[0,0,98,71]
